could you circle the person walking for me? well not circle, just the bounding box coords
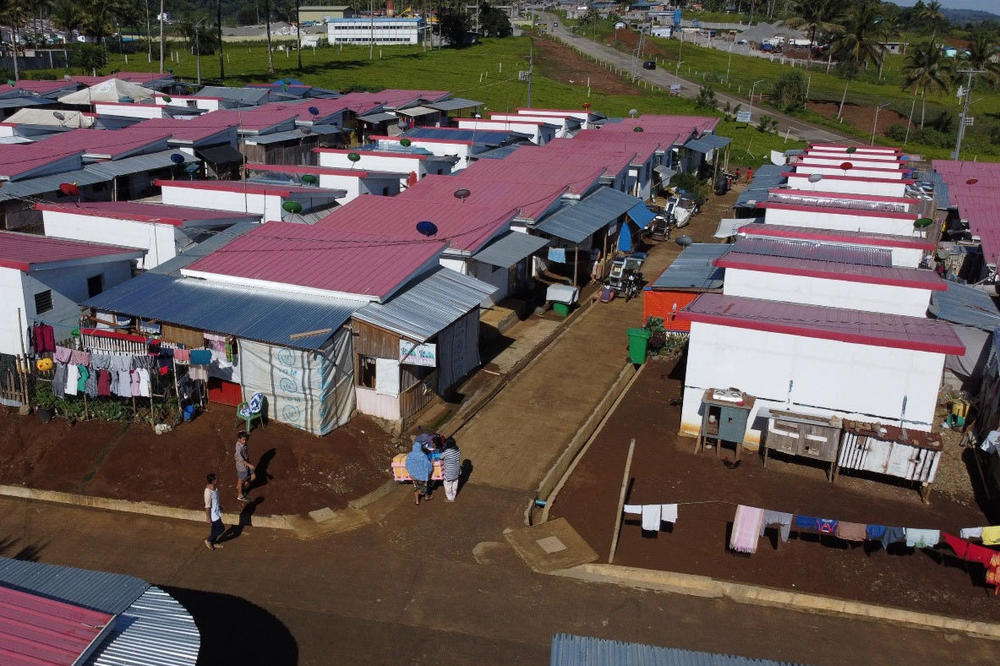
[234,431,255,502]
[204,473,225,551]
[440,438,462,502]
[405,440,433,505]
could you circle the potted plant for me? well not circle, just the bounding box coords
[33,382,56,423]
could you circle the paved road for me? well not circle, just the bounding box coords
[539,13,857,146]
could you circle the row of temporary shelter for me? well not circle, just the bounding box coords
[651,143,992,496]
[0,76,730,435]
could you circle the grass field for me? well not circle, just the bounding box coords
[36,36,801,167]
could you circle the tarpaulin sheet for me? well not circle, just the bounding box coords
[238,328,354,435]
[436,308,480,393]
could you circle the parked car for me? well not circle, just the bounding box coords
[642,60,656,70]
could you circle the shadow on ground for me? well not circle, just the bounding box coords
[161,585,298,666]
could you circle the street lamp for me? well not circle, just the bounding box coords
[749,79,765,122]
[675,60,684,78]
[871,102,889,145]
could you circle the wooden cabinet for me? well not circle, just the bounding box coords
[764,410,842,479]
[697,389,755,459]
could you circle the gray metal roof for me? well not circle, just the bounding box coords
[928,170,952,209]
[194,86,270,105]
[735,165,786,208]
[0,557,149,614]
[536,187,643,244]
[353,267,497,342]
[729,237,892,266]
[86,586,199,666]
[475,144,523,160]
[650,243,727,291]
[929,281,1000,331]
[150,221,259,274]
[85,149,199,179]
[83,273,358,350]
[472,230,550,268]
[551,634,793,666]
[0,96,55,110]
[358,111,399,124]
[684,134,732,153]
[426,97,484,112]
[0,167,108,202]
[246,125,343,144]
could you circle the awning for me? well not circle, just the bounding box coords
[358,111,398,124]
[426,97,484,112]
[395,105,439,118]
[653,164,676,180]
[535,187,643,244]
[626,202,656,227]
[930,282,1000,331]
[472,231,550,268]
[196,143,244,166]
[683,134,732,154]
[715,217,760,238]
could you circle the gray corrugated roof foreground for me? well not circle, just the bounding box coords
[85,149,200,179]
[650,243,728,290]
[684,133,732,153]
[536,187,643,244]
[551,634,794,666]
[84,272,358,350]
[0,557,148,614]
[151,221,259,275]
[0,167,107,202]
[471,230,550,268]
[929,281,1000,331]
[353,266,497,342]
[735,164,786,208]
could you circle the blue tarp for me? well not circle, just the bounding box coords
[626,202,656,227]
[617,221,632,252]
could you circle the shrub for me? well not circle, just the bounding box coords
[771,70,807,113]
[884,124,909,142]
[695,85,717,110]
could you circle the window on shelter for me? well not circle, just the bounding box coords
[358,355,377,388]
[87,274,104,297]
[34,290,53,314]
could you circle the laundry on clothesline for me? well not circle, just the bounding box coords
[730,505,765,554]
[624,504,678,531]
[759,510,793,543]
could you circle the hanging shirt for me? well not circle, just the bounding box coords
[982,526,1000,546]
[866,525,887,541]
[84,369,98,398]
[76,365,89,393]
[116,370,133,397]
[137,368,150,398]
[760,510,793,542]
[53,346,73,363]
[51,363,66,399]
[64,363,79,396]
[960,527,983,540]
[130,370,141,397]
[97,369,111,396]
[905,528,940,548]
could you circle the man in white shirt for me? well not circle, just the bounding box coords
[204,473,226,551]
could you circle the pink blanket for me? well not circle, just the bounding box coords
[730,505,765,554]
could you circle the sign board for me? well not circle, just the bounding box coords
[375,358,400,396]
[736,110,752,123]
[399,340,437,367]
[964,116,974,127]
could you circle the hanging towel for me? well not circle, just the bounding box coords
[53,346,72,363]
[69,349,90,366]
[64,363,79,396]
[866,525,887,541]
[760,510,793,542]
[547,247,567,263]
[982,526,1000,546]
[881,526,906,548]
[905,528,940,548]
[836,521,867,542]
[941,532,970,559]
[623,505,641,515]
[660,504,678,524]
[965,542,1000,567]
[960,527,983,540]
[817,518,838,534]
[173,348,190,363]
[188,364,208,382]
[137,368,150,397]
[190,349,212,365]
[641,505,661,531]
[97,369,111,396]
[76,365,89,393]
[730,505,765,554]
[793,514,816,530]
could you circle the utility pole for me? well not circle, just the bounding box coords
[218,0,225,80]
[369,0,375,60]
[145,0,152,63]
[526,44,533,108]
[952,69,983,160]
[158,0,165,73]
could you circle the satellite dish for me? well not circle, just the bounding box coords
[170,153,185,164]
[966,178,978,185]
[845,146,857,154]
[185,163,199,173]
[840,162,853,170]
[161,94,172,103]
[63,74,72,81]
[914,217,934,229]
[52,111,66,121]
[6,79,14,86]
[347,152,361,162]
[282,201,304,214]
[808,173,823,183]
[453,188,471,201]
[583,102,591,110]
[628,108,638,118]
[308,106,319,116]
[416,220,438,237]
[301,174,318,185]
[399,138,412,147]
[59,183,80,196]
[675,235,693,247]
[300,126,312,135]
[633,126,644,133]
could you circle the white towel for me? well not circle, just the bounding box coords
[641,505,661,531]
[660,504,678,524]
[623,504,642,515]
[960,527,983,540]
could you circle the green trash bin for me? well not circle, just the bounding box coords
[553,302,571,317]
[627,327,651,364]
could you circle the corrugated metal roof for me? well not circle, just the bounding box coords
[245,125,342,145]
[683,133,732,153]
[426,97,483,112]
[150,221,258,274]
[85,149,198,178]
[85,586,199,666]
[929,281,1000,331]
[0,585,113,666]
[0,230,144,271]
[550,634,791,666]
[927,170,951,209]
[474,144,523,160]
[353,267,496,342]
[0,96,54,110]
[735,165,785,208]
[651,243,727,290]
[766,190,912,213]
[471,230,550,267]
[0,557,149,614]
[0,167,106,202]
[729,237,892,266]
[716,250,944,289]
[84,273,358,349]
[740,223,936,251]
[194,86,270,105]
[679,293,965,355]
[536,187,642,243]
[36,200,260,226]
[403,127,529,146]
[358,111,399,124]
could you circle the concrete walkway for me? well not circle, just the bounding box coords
[455,245,678,492]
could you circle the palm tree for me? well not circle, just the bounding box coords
[50,0,85,36]
[784,0,843,51]
[831,0,886,121]
[966,29,1000,88]
[917,0,946,38]
[265,0,275,75]
[902,41,951,129]
[0,0,30,79]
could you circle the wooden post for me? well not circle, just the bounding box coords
[573,244,579,286]
[172,358,183,421]
[608,438,636,564]
[16,308,29,405]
